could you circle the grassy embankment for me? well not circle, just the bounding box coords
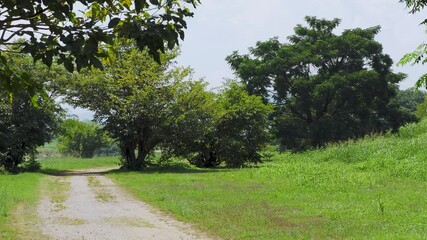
[108,120,427,239]
[0,155,119,239]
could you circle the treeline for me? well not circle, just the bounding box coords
[1,17,427,172]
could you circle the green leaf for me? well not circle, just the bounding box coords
[134,0,146,14]
[64,59,74,72]
[30,94,39,107]
[90,56,104,70]
[108,17,121,28]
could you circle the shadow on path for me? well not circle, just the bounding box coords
[39,167,119,176]
[39,163,239,176]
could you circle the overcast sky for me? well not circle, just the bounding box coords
[71,0,427,120]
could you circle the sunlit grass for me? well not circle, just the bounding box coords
[2,119,427,239]
[0,173,43,239]
[108,120,427,239]
[39,156,120,172]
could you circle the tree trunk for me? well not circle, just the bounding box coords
[121,143,137,169]
[136,143,148,169]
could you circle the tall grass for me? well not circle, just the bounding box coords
[109,119,427,239]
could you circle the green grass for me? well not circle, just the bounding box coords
[2,119,427,239]
[0,173,43,239]
[108,120,427,239]
[39,156,119,172]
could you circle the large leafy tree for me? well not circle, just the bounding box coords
[0,0,199,96]
[165,81,273,168]
[0,92,59,172]
[65,43,210,169]
[0,52,61,172]
[227,16,415,151]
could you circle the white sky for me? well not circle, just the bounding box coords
[177,0,427,88]
[71,0,427,120]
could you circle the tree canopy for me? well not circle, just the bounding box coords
[164,80,273,167]
[0,0,199,97]
[227,16,416,150]
[64,44,209,169]
[0,51,62,172]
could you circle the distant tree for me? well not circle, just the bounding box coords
[415,96,427,118]
[395,88,426,112]
[165,81,273,167]
[227,16,416,151]
[57,119,110,158]
[0,0,200,97]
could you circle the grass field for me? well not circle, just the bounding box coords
[108,120,427,239]
[0,173,43,239]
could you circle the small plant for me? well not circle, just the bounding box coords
[261,152,275,162]
[377,194,385,214]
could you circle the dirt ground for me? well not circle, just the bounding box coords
[36,168,214,240]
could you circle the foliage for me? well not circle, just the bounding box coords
[0,0,200,97]
[0,92,59,172]
[65,43,209,169]
[57,119,111,158]
[165,81,273,167]
[399,0,427,88]
[214,81,273,167]
[227,16,416,151]
[0,53,63,172]
[395,87,426,112]
[415,96,427,118]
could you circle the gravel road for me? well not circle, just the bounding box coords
[37,168,213,240]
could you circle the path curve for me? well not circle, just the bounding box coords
[37,168,213,240]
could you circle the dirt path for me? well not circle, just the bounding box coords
[37,168,213,240]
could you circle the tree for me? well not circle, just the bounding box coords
[214,81,273,167]
[0,0,200,96]
[399,0,427,87]
[0,92,59,172]
[0,52,61,172]
[65,43,209,169]
[227,16,416,151]
[395,88,426,112]
[57,119,110,158]
[164,81,273,167]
